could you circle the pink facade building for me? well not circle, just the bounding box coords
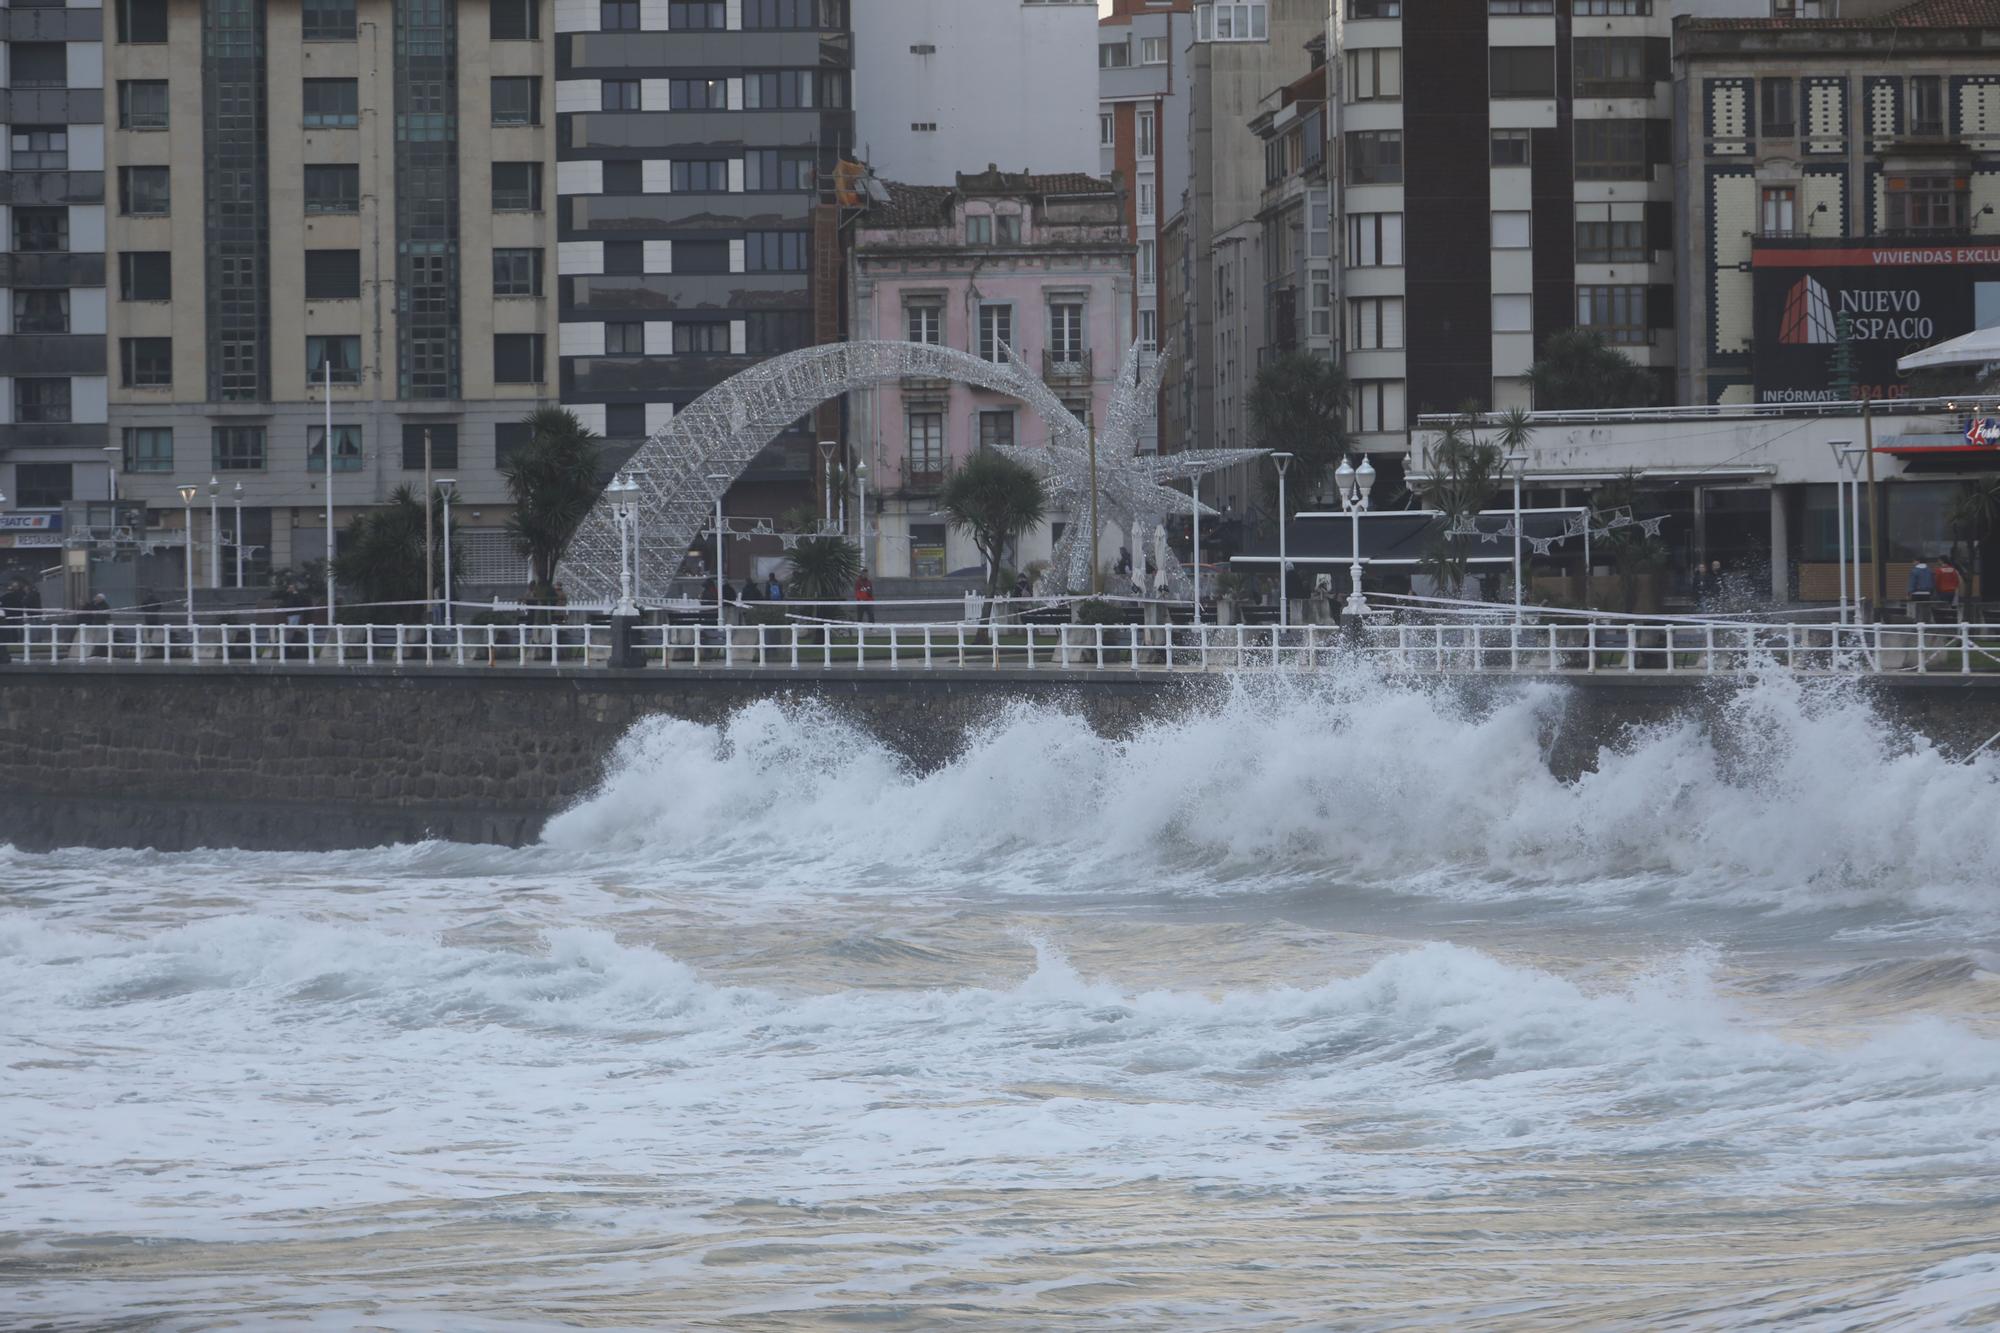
[848,169,1134,581]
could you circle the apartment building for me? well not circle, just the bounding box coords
[1675,0,2000,404]
[1247,44,1332,364]
[847,168,1132,580]
[856,0,1095,187]
[101,0,556,584]
[552,0,853,533]
[2,0,109,573]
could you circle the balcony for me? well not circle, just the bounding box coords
[1042,348,1093,382]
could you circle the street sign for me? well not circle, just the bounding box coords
[1965,417,2000,446]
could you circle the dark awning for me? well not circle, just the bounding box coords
[1231,508,1586,566]
[1878,444,2000,474]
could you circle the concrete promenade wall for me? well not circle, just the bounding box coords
[2,665,1998,852]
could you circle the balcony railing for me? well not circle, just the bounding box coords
[1042,348,1093,381]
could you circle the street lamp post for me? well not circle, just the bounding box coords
[207,476,220,589]
[609,473,638,618]
[437,478,457,626]
[232,482,245,589]
[1271,452,1294,626]
[1828,439,1853,623]
[854,458,868,571]
[707,473,728,630]
[322,359,336,623]
[178,484,198,631]
[1191,471,1203,627]
[1334,455,1376,617]
[1504,451,1526,622]
[818,440,837,532]
[103,444,121,503]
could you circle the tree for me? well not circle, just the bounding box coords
[1949,476,2000,596]
[1249,351,1350,515]
[1528,329,1656,411]
[939,450,1047,602]
[784,529,861,607]
[332,487,459,621]
[500,407,602,604]
[1593,470,1668,613]
[1419,414,1501,597]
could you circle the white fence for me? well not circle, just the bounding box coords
[7,616,1999,675]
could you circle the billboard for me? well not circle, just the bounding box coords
[1751,238,2000,404]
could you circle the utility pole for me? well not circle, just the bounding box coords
[423,427,435,618]
[1088,427,1100,595]
[1863,396,1881,615]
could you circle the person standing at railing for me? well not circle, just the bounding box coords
[0,579,22,663]
[1936,558,1962,619]
[1909,559,1935,623]
[79,592,111,659]
[854,570,876,623]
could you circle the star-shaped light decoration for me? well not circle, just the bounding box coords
[995,342,1265,595]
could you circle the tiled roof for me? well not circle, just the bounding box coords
[872,182,956,227]
[1686,0,2000,28]
[957,167,1118,198]
[866,171,1121,228]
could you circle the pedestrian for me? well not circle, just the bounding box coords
[1936,558,1963,618]
[853,568,876,623]
[740,572,762,602]
[80,591,111,659]
[1908,558,1935,622]
[1012,572,1031,598]
[0,579,22,664]
[767,572,784,601]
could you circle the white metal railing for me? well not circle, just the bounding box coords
[5,617,1997,675]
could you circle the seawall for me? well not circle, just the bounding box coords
[3,665,1997,852]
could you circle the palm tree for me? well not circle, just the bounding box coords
[500,407,601,604]
[1949,477,2000,596]
[1419,413,1502,597]
[785,532,861,607]
[332,487,459,621]
[939,450,1047,604]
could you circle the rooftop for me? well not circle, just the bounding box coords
[863,168,1122,229]
[1683,0,2000,30]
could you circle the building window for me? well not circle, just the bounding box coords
[1491,211,1532,249]
[1099,40,1130,69]
[603,240,643,276]
[13,290,68,334]
[1573,37,1653,96]
[1346,131,1402,185]
[9,126,68,169]
[117,83,170,131]
[966,214,994,245]
[1577,284,1647,343]
[1885,175,1969,234]
[1348,296,1404,350]
[492,162,543,212]
[1492,293,1533,333]
[604,322,644,355]
[120,166,171,215]
[305,164,360,214]
[493,334,545,382]
[1760,186,1797,236]
[1348,0,1399,14]
[11,43,67,89]
[906,301,943,345]
[302,78,360,129]
[907,412,945,483]
[1759,78,1795,138]
[1350,380,1406,434]
[673,239,729,273]
[674,322,729,353]
[1575,119,1650,180]
[493,247,543,296]
[1138,180,1157,218]
[124,427,174,474]
[1049,301,1085,364]
[743,70,814,109]
[302,0,356,40]
[1137,109,1156,158]
[670,0,725,26]
[1347,212,1403,266]
[14,378,71,423]
[1490,47,1554,99]
[669,78,728,109]
[1491,130,1531,167]
[602,0,641,29]
[1139,239,1157,284]
[978,304,1013,361]
[1100,113,1115,147]
[1141,36,1167,64]
[744,310,811,354]
[13,463,72,509]
[1909,76,1944,137]
[1197,2,1268,41]
[743,0,845,27]
[308,424,364,473]
[602,79,641,111]
[1574,0,1650,12]
[304,249,361,299]
[490,0,538,39]
[117,0,169,42]
[1346,48,1400,102]
[13,207,67,253]
[307,334,362,382]
[671,159,726,191]
[910,522,947,576]
[1310,268,1332,337]
[996,213,1022,244]
[1489,0,1553,12]
[212,426,267,471]
[603,404,646,439]
[745,231,808,271]
[1139,308,1158,351]
[602,160,643,193]
[979,410,1015,450]
[121,337,173,387]
[745,150,815,192]
[491,77,541,126]
[400,423,459,470]
[1577,217,1646,261]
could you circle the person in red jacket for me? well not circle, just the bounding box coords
[1935,558,1963,617]
[853,569,876,623]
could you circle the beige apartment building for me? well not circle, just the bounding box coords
[105,0,554,584]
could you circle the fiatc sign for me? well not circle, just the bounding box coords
[1752,239,2000,404]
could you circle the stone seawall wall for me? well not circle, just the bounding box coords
[2,665,1996,852]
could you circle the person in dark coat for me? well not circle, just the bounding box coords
[0,579,24,663]
[79,592,111,658]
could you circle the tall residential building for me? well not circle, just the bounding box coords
[1675,0,2000,405]
[102,0,557,584]
[1248,44,1332,364]
[2,0,109,573]
[847,169,1132,580]
[1098,0,1192,453]
[553,0,854,540]
[1183,0,1324,455]
[854,0,1095,187]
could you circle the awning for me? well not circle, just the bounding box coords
[1231,508,1587,567]
[1876,442,2000,473]
[1897,326,2000,373]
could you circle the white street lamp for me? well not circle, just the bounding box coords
[178,484,198,630]
[437,478,458,626]
[207,476,220,589]
[707,472,729,630]
[1271,452,1294,627]
[1335,455,1375,617]
[1503,451,1526,622]
[818,440,837,532]
[610,473,639,619]
[854,457,869,571]
[103,444,121,503]
[1191,470,1204,627]
[322,359,336,623]
[232,481,245,589]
